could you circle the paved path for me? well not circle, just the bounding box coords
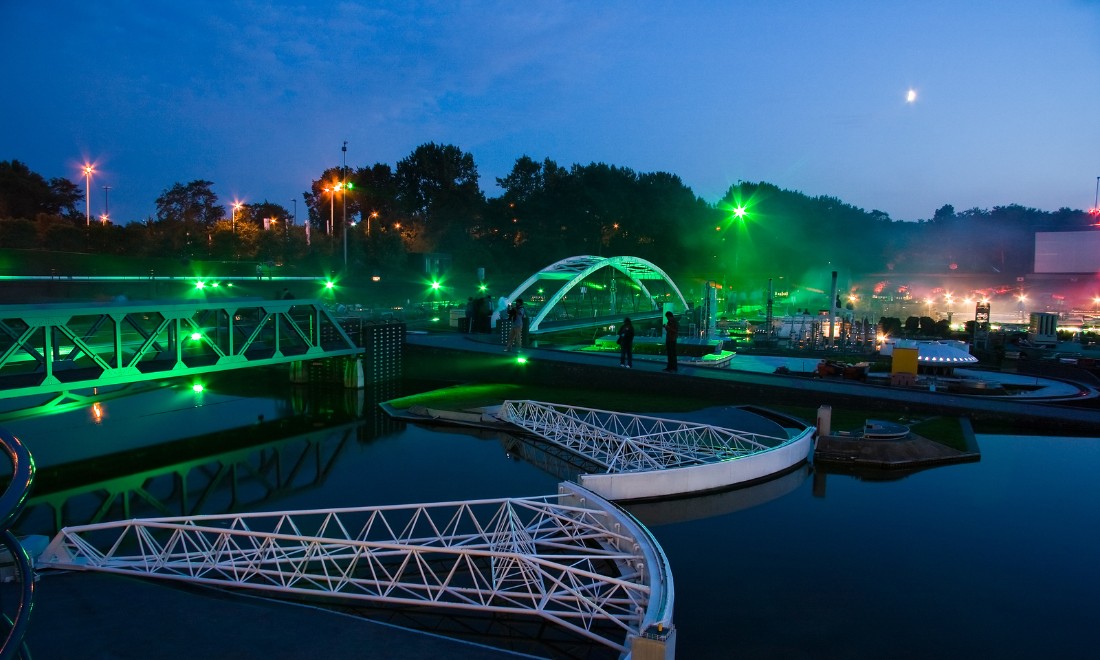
[407,332,1100,430]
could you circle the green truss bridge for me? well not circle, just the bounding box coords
[0,298,359,404]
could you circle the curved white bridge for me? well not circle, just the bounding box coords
[497,400,815,501]
[36,481,675,658]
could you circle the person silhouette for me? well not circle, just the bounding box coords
[662,311,679,372]
[505,298,526,351]
[618,317,635,367]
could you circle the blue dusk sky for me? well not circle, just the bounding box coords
[2,1,1099,225]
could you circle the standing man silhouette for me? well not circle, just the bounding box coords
[505,298,526,352]
[618,317,635,368]
[662,311,679,372]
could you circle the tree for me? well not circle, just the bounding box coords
[0,160,82,221]
[931,204,956,224]
[244,201,290,229]
[395,143,484,252]
[38,215,82,252]
[879,316,903,337]
[0,218,38,248]
[496,155,544,204]
[350,163,400,225]
[154,180,224,228]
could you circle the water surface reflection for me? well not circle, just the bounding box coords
[3,377,1098,659]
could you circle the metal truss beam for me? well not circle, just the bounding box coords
[37,483,673,655]
[499,400,789,473]
[0,299,359,400]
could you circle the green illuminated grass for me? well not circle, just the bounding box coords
[386,382,722,413]
[769,404,967,450]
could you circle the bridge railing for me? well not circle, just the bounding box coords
[0,427,35,660]
[0,298,359,400]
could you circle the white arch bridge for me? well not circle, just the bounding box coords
[37,481,676,657]
[501,255,689,334]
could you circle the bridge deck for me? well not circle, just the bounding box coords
[0,298,359,401]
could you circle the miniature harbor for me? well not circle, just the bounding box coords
[812,406,981,470]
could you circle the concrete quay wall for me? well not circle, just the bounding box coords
[404,340,1100,434]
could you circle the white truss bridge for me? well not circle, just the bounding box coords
[36,482,675,658]
[499,400,790,471]
[496,400,815,501]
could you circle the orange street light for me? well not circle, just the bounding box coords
[82,163,95,225]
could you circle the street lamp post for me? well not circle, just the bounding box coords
[327,186,339,236]
[82,164,94,225]
[101,185,111,223]
[342,141,348,266]
[232,202,243,233]
[291,199,296,225]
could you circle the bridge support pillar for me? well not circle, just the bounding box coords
[342,356,365,388]
[816,404,832,437]
[289,361,309,384]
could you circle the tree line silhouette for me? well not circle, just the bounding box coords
[2,149,1095,291]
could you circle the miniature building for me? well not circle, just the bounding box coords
[1028,312,1058,349]
[882,339,978,376]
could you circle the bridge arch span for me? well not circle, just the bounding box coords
[502,255,688,333]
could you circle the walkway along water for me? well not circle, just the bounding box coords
[402,332,1100,434]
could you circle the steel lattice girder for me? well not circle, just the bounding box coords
[499,400,788,472]
[37,483,673,654]
[0,299,358,399]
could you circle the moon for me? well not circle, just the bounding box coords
[906,88,917,103]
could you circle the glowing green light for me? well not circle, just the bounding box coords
[478,284,487,292]
[211,282,220,288]
[431,281,441,290]
[516,356,528,364]
[195,281,205,289]
[431,316,440,322]
[345,182,354,190]
[733,206,747,219]
[192,383,204,393]
[325,281,335,289]
[190,332,202,341]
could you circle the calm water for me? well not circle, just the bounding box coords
[3,374,1098,659]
